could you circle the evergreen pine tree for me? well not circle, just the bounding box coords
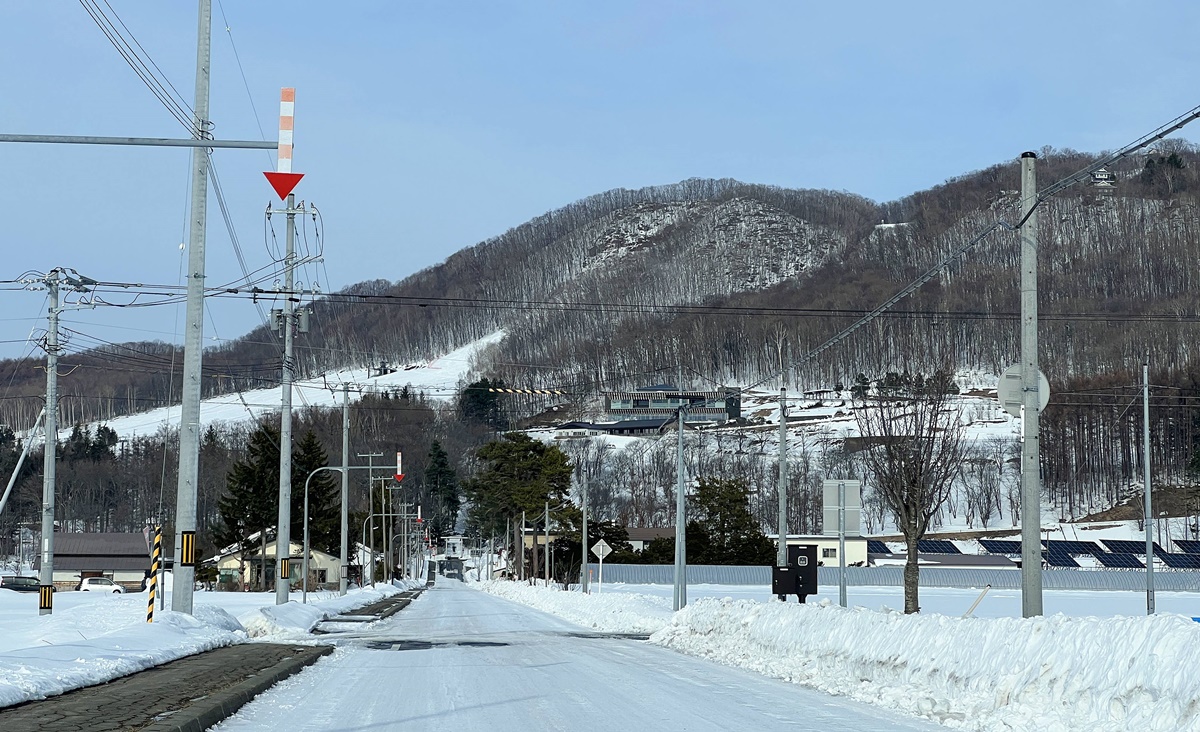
[291,430,340,556]
[424,440,460,539]
[212,422,280,586]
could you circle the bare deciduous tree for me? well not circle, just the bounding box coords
[854,374,967,613]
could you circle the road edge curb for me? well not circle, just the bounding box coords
[144,644,334,732]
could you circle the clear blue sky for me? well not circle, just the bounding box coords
[1,1,1198,363]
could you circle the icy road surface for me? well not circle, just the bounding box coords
[213,580,943,732]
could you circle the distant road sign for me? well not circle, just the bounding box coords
[591,539,612,560]
[997,365,1050,418]
[822,480,861,537]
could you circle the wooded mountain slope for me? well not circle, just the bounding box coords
[3,146,1200,429]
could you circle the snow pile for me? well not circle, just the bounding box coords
[473,580,673,635]
[0,582,421,708]
[238,582,416,638]
[653,597,1200,732]
[0,602,245,707]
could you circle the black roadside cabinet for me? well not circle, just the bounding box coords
[773,544,818,602]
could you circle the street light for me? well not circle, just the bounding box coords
[301,464,390,604]
[302,466,342,604]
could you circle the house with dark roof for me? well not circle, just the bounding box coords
[554,417,678,439]
[603,385,740,421]
[37,532,152,591]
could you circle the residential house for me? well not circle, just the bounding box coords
[39,532,152,591]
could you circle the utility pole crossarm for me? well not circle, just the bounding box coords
[0,133,276,149]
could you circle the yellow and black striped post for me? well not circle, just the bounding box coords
[180,530,196,567]
[38,584,53,612]
[146,525,161,623]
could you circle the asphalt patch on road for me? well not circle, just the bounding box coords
[362,639,511,651]
[562,631,652,641]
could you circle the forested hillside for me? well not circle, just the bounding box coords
[4,145,1200,545]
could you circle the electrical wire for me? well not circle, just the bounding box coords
[214,0,274,169]
[77,0,198,135]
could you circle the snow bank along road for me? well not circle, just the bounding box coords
[212,580,942,732]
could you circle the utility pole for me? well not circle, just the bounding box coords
[1019,151,1043,618]
[673,407,687,611]
[274,191,298,606]
[37,275,60,615]
[777,388,788,573]
[340,384,349,596]
[580,473,589,593]
[1144,351,1155,614]
[172,0,213,615]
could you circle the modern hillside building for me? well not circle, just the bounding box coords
[603,384,740,421]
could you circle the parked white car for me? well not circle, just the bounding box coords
[76,577,125,593]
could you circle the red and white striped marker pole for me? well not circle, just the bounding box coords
[264,87,304,199]
[277,87,295,173]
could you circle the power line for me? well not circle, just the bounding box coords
[77,0,198,135]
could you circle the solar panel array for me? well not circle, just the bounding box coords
[1174,539,1200,554]
[979,539,1022,554]
[1158,552,1200,569]
[867,540,892,554]
[1043,540,1102,556]
[1043,551,1079,568]
[1101,539,1164,555]
[1094,552,1145,569]
[916,539,961,554]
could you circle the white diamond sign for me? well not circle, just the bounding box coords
[591,539,612,560]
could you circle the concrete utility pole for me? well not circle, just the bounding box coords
[340,384,350,595]
[172,0,213,615]
[580,474,589,593]
[673,408,687,611]
[38,275,60,615]
[777,388,788,570]
[1019,151,1043,618]
[1144,352,1155,614]
[274,192,299,606]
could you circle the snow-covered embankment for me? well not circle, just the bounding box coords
[474,580,1200,732]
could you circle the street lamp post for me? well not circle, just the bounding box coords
[301,465,386,603]
[302,466,342,604]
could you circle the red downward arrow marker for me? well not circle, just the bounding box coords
[263,171,305,200]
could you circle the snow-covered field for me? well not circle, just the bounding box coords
[0,582,416,708]
[474,579,1200,732]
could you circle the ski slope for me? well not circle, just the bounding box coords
[68,331,506,442]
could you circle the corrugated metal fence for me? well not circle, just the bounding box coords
[586,564,1200,592]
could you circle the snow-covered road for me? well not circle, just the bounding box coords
[212,580,943,731]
